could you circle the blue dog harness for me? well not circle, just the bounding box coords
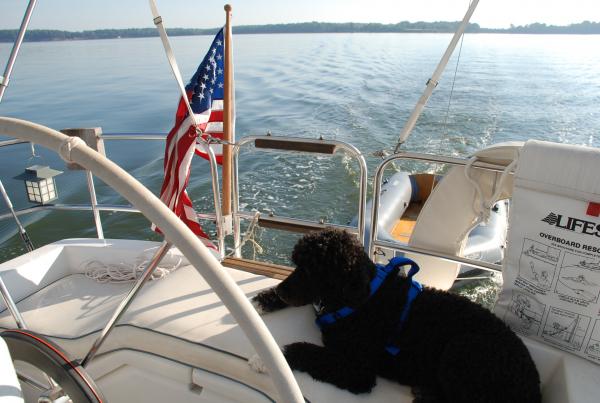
[314,256,423,356]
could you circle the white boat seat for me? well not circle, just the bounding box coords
[407,142,521,289]
[0,239,412,402]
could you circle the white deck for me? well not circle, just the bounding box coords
[0,239,413,402]
[0,238,599,402]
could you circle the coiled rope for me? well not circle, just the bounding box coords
[83,253,183,283]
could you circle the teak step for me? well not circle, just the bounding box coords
[391,218,417,243]
[223,257,293,280]
[390,201,424,243]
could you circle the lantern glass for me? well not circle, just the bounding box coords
[25,181,36,202]
[40,178,56,203]
[17,165,62,205]
[36,178,58,204]
[26,180,42,203]
[46,179,56,201]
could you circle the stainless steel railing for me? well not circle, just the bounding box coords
[0,132,229,256]
[231,134,368,257]
[1,132,370,260]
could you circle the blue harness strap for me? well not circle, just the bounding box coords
[315,256,423,357]
[384,275,422,356]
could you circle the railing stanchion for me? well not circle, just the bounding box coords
[86,171,104,239]
[197,142,225,259]
[232,135,368,252]
[0,276,27,329]
[0,179,34,252]
[81,241,172,367]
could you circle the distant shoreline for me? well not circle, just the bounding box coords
[1,21,599,43]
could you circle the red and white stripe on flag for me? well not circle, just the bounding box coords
[153,109,209,239]
[153,28,225,240]
[195,99,224,163]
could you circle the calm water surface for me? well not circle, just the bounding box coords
[1,34,599,299]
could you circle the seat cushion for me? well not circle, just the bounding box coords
[0,263,412,402]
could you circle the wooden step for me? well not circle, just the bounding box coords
[390,218,417,243]
[222,257,293,280]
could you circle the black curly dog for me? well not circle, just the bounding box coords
[252,229,541,403]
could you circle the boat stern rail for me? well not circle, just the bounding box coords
[368,151,512,287]
[232,135,368,257]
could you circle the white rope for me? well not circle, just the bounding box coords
[228,212,263,259]
[58,136,85,163]
[83,254,183,283]
[464,156,517,224]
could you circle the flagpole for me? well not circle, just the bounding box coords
[222,4,234,224]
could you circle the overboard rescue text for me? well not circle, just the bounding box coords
[539,232,600,254]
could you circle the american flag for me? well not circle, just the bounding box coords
[190,28,225,162]
[155,28,225,239]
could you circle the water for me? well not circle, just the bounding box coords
[1,34,599,299]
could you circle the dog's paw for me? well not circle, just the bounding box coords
[250,296,268,316]
[251,288,288,315]
[247,354,269,374]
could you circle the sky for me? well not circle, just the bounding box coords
[1,0,599,31]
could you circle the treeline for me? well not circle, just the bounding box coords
[231,21,482,34]
[502,21,600,34]
[0,28,214,42]
[1,20,599,43]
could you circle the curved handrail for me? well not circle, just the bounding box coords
[232,135,368,255]
[368,150,514,290]
[0,117,304,403]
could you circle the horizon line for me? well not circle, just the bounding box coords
[2,19,600,32]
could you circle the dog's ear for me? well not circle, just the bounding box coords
[291,228,344,273]
[290,229,376,307]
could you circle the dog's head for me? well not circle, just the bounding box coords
[276,228,376,309]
